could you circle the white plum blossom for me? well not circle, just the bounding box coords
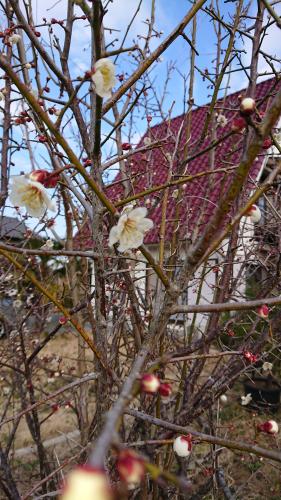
[41,239,54,249]
[10,175,56,218]
[262,361,273,373]
[8,34,21,44]
[25,63,32,69]
[220,394,228,403]
[216,113,228,127]
[109,207,153,252]
[241,393,252,406]
[91,58,116,98]
[13,299,22,309]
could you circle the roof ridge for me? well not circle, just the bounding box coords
[147,75,278,133]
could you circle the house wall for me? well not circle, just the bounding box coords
[90,222,256,333]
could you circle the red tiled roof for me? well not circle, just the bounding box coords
[76,77,281,248]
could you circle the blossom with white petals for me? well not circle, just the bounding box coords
[241,393,252,406]
[216,113,228,127]
[91,58,116,98]
[262,361,273,373]
[41,239,54,249]
[143,137,151,146]
[8,34,21,45]
[109,207,153,252]
[10,175,56,218]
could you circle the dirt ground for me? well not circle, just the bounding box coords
[0,330,280,498]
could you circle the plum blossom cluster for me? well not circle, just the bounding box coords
[10,169,59,218]
[109,207,153,252]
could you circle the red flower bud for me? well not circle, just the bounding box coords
[43,172,60,188]
[121,142,131,151]
[38,134,48,143]
[29,169,49,184]
[243,351,258,363]
[117,450,145,486]
[257,304,269,319]
[46,218,55,227]
[140,373,160,394]
[231,116,247,132]
[257,420,278,434]
[59,316,68,325]
[159,382,172,398]
[227,329,235,337]
[147,115,152,123]
[262,137,272,150]
[14,117,25,125]
[83,159,92,166]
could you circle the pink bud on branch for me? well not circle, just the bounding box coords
[140,373,160,394]
[257,304,269,319]
[117,449,145,487]
[159,382,172,399]
[243,351,258,363]
[231,115,247,132]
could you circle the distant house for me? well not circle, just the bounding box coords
[75,77,281,330]
[0,216,27,242]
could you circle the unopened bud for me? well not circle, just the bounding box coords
[257,420,278,434]
[140,373,160,394]
[173,435,192,457]
[117,449,145,487]
[257,304,269,319]
[240,97,256,115]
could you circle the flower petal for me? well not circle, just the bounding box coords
[129,207,148,221]
[137,217,153,233]
[118,229,144,252]
[109,225,122,247]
